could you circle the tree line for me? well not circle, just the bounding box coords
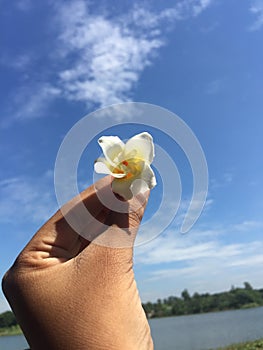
[0,311,17,329]
[142,282,263,318]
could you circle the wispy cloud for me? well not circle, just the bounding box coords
[140,242,263,300]
[1,83,61,128]
[210,171,234,190]
[136,228,222,265]
[0,171,57,224]
[2,0,215,125]
[146,239,263,280]
[0,52,33,71]
[231,220,263,232]
[249,0,263,30]
[135,221,263,300]
[136,219,263,266]
[55,2,164,107]
[191,0,214,16]
[54,0,215,107]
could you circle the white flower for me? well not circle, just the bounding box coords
[94,132,157,200]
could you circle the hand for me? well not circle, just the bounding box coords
[2,176,153,350]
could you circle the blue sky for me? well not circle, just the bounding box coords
[1,0,263,312]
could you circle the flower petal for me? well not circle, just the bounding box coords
[140,163,157,189]
[94,158,126,178]
[130,179,149,197]
[112,163,156,200]
[112,178,133,200]
[98,136,124,165]
[123,132,154,163]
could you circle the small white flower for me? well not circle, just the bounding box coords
[94,132,157,200]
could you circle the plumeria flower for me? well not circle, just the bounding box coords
[94,132,157,200]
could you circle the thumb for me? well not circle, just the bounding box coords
[87,189,150,249]
[73,190,150,287]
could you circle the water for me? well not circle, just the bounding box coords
[149,307,263,350]
[0,307,263,350]
[0,334,28,350]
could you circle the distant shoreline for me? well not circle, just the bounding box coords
[0,325,22,337]
[147,304,263,319]
[143,283,263,319]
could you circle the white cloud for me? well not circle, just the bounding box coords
[3,0,215,125]
[135,220,263,300]
[191,0,214,16]
[55,0,215,108]
[1,83,61,128]
[165,0,213,18]
[231,220,263,232]
[54,2,166,107]
[13,84,61,121]
[250,0,263,30]
[136,219,263,266]
[135,228,222,265]
[138,245,263,301]
[0,171,57,224]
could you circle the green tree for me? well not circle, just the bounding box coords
[190,292,202,314]
[142,282,263,319]
[0,311,17,328]
[171,298,185,315]
[181,289,191,302]
[142,302,154,315]
[244,282,253,290]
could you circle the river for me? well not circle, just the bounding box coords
[149,307,263,350]
[1,307,263,350]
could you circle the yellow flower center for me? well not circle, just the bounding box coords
[113,158,144,180]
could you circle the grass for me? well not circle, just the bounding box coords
[216,338,263,349]
[0,325,23,336]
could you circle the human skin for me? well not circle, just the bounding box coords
[2,177,154,350]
